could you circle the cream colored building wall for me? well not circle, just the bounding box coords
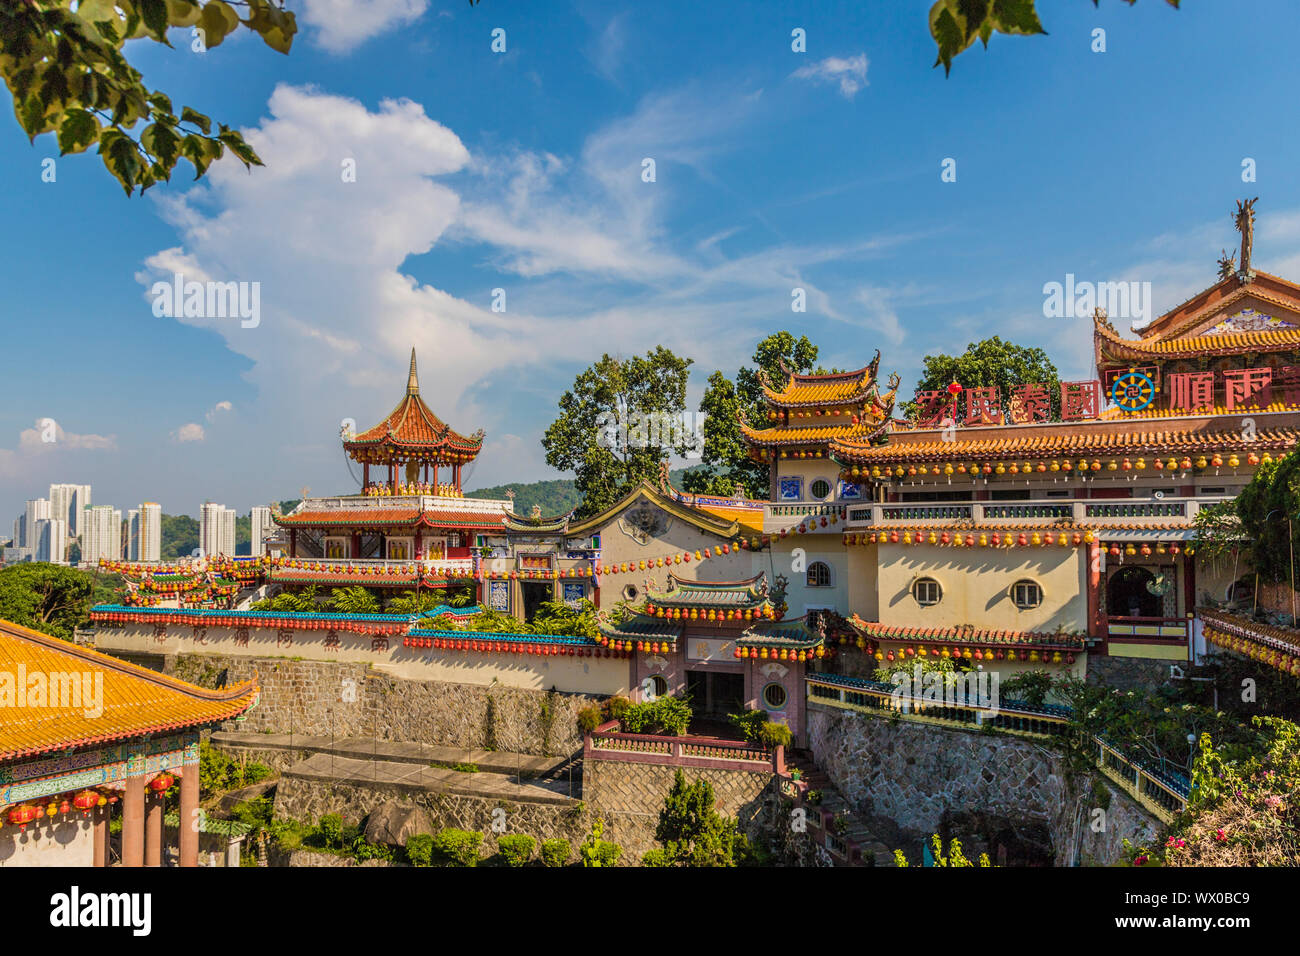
[773,457,843,502]
[93,625,630,695]
[846,544,880,621]
[762,538,851,618]
[876,544,1087,632]
[0,818,94,867]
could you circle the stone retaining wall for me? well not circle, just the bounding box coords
[806,704,1160,866]
[164,653,599,756]
[582,758,777,864]
[272,776,590,859]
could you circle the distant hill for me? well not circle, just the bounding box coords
[465,467,709,517]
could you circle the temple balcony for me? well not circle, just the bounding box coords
[841,496,1228,530]
[288,493,512,513]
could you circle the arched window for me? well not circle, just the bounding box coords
[806,561,832,587]
[1107,566,1161,618]
[912,577,942,607]
[1012,580,1043,610]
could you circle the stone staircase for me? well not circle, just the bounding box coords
[785,748,895,866]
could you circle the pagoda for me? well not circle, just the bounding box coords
[741,351,899,501]
[343,348,485,493]
[270,349,514,593]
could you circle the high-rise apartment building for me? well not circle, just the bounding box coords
[34,518,68,564]
[81,505,122,565]
[250,506,273,556]
[48,483,91,538]
[199,502,237,557]
[22,499,50,549]
[128,502,163,562]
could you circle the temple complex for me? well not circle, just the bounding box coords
[81,200,1300,763]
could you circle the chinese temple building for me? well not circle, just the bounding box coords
[597,572,825,739]
[0,617,256,867]
[741,352,899,501]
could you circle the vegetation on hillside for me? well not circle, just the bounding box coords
[0,563,117,639]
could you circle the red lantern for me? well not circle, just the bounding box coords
[149,773,175,793]
[7,805,39,830]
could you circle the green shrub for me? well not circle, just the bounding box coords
[540,838,571,867]
[318,814,344,849]
[497,833,536,867]
[607,695,631,720]
[577,703,604,733]
[757,721,792,749]
[579,819,622,867]
[433,828,483,867]
[405,833,433,867]
[621,694,692,737]
[728,710,767,741]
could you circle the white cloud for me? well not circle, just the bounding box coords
[299,0,429,54]
[0,420,116,479]
[206,401,234,423]
[792,54,869,99]
[173,423,206,443]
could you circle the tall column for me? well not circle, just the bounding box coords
[122,775,145,867]
[289,528,297,558]
[1087,540,1104,646]
[179,767,199,867]
[363,462,369,489]
[144,789,163,867]
[92,806,108,867]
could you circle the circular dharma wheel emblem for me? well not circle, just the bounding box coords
[1110,370,1155,412]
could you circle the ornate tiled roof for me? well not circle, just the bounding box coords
[0,617,258,761]
[739,419,890,447]
[644,572,770,610]
[274,507,506,530]
[564,480,741,538]
[500,509,575,533]
[1199,608,1300,675]
[831,414,1300,465]
[738,616,822,649]
[848,616,1087,650]
[761,354,882,407]
[596,615,683,642]
[343,349,484,464]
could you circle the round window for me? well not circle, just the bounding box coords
[762,682,788,709]
[644,674,668,699]
[912,577,942,607]
[1012,580,1043,610]
[810,478,832,499]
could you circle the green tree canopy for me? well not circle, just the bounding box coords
[908,336,1060,422]
[684,331,821,499]
[2,0,296,195]
[0,562,105,639]
[642,769,750,867]
[542,347,694,518]
[1196,452,1300,588]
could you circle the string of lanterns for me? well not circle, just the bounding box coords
[845,530,1096,548]
[644,603,775,622]
[848,452,1272,480]
[1202,620,1300,677]
[858,641,1076,665]
[1105,542,1194,558]
[402,635,612,656]
[3,790,117,831]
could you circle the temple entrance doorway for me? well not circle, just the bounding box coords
[1107,565,1162,618]
[521,582,552,622]
[685,670,745,720]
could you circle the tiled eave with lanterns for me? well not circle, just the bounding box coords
[273,507,506,531]
[402,628,606,656]
[830,411,1300,480]
[644,572,773,614]
[1199,607,1300,677]
[736,617,824,654]
[848,615,1085,664]
[841,524,1197,548]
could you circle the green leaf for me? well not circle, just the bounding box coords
[197,0,239,49]
[218,129,262,168]
[989,0,1046,37]
[57,108,100,154]
[98,127,142,194]
[180,105,211,134]
[141,120,180,173]
[138,0,172,42]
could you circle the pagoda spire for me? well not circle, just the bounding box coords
[407,347,420,396]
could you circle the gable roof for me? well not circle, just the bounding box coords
[0,617,258,762]
[564,480,741,538]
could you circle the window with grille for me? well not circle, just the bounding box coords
[912,578,942,607]
[807,561,831,587]
[1012,580,1043,610]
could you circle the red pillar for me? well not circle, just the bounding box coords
[351,531,361,559]
[415,528,423,560]
[363,462,369,489]
[289,528,297,558]
[144,789,163,867]
[179,767,199,867]
[432,464,439,489]
[93,806,108,867]
[122,776,145,867]
[1087,540,1104,648]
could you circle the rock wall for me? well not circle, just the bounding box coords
[165,653,599,756]
[1085,655,1174,693]
[806,705,1160,866]
[582,758,777,863]
[272,776,590,860]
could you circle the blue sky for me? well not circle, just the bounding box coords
[4,0,1300,522]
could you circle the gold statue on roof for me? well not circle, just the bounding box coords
[1234,197,1258,277]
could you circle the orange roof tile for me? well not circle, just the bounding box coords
[0,618,257,761]
[344,350,483,462]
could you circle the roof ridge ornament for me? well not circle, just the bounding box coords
[1217,248,1237,281]
[407,347,420,396]
[1234,197,1258,283]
